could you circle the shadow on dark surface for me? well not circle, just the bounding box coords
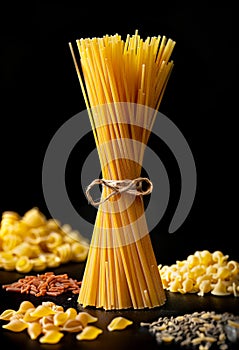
[0,263,239,349]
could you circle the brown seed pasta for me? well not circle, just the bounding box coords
[141,311,239,350]
[2,271,82,296]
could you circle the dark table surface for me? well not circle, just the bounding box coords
[1,262,239,350]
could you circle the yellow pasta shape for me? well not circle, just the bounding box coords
[27,322,42,340]
[75,312,98,328]
[61,319,83,333]
[71,242,89,262]
[0,211,20,236]
[159,250,239,297]
[1,255,17,271]
[40,253,61,268]
[54,243,72,263]
[16,256,33,273]
[30,305,57,318]
[227,260,239,276]
[178,278,194,294]
[23,309,40,322]
[211,279,231,296]
[31,257,47,271]
[0,309,16,321]
[12,242,32,257]
[17,301,35,313]
[198,280,212,296]
[76,326,103,340]
[0,207,89,272]
[64,307,78,320]
[22,207,46,227]
[53,311,69,326]
[2,319,28,332]
[212,250,228,265]
[42,324,60,333]
[39,330,64,344]
[2,234,22,251]
[46,232,63,250]
[40,315,54,328]
[107,316,133,331]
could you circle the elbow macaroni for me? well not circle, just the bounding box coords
[0,207,89,272]
[159,250,239,297]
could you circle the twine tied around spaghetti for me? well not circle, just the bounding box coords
[86,177,153,206]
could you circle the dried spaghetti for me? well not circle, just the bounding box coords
[69,30,175,309]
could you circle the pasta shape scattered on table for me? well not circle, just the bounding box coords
[158,250,239,297]
[0,207,89,272]
[0,301,134,343]
[107,316,133,331]
[0,301,99,344]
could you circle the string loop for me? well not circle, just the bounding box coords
[86,177,153,206]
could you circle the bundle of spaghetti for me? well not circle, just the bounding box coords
[69,30,175,309]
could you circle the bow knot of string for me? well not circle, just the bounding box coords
[86,177,153,207]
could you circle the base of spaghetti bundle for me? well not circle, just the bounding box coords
[78,297,167,311]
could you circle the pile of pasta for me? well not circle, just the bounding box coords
[0,207,89,273]
[0,300,133,344]
[158,250,239,297]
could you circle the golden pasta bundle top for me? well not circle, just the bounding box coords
[69,30,175,310]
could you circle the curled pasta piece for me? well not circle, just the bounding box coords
[199,250,213,266]
[212,251,229,265]
[227,260,239,276]
[168,277,182,292]
[46,232,63,250]
[16,256,33,273]
[31,257,47,271]
[2,234,22,251]
[0,211,20,236]
[0,252,16,271]
[71,242,89,262]
[178,278,194,294]
[42,253,61,268]
[12,242,32,257]
[22,207,46,227]
[54,243,72,263]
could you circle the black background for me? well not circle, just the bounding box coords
[0,3,237,265]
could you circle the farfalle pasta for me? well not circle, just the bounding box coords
[158,250,239,297]
[0,207,89,272]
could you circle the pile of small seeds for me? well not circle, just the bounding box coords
[140,311,239,350]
